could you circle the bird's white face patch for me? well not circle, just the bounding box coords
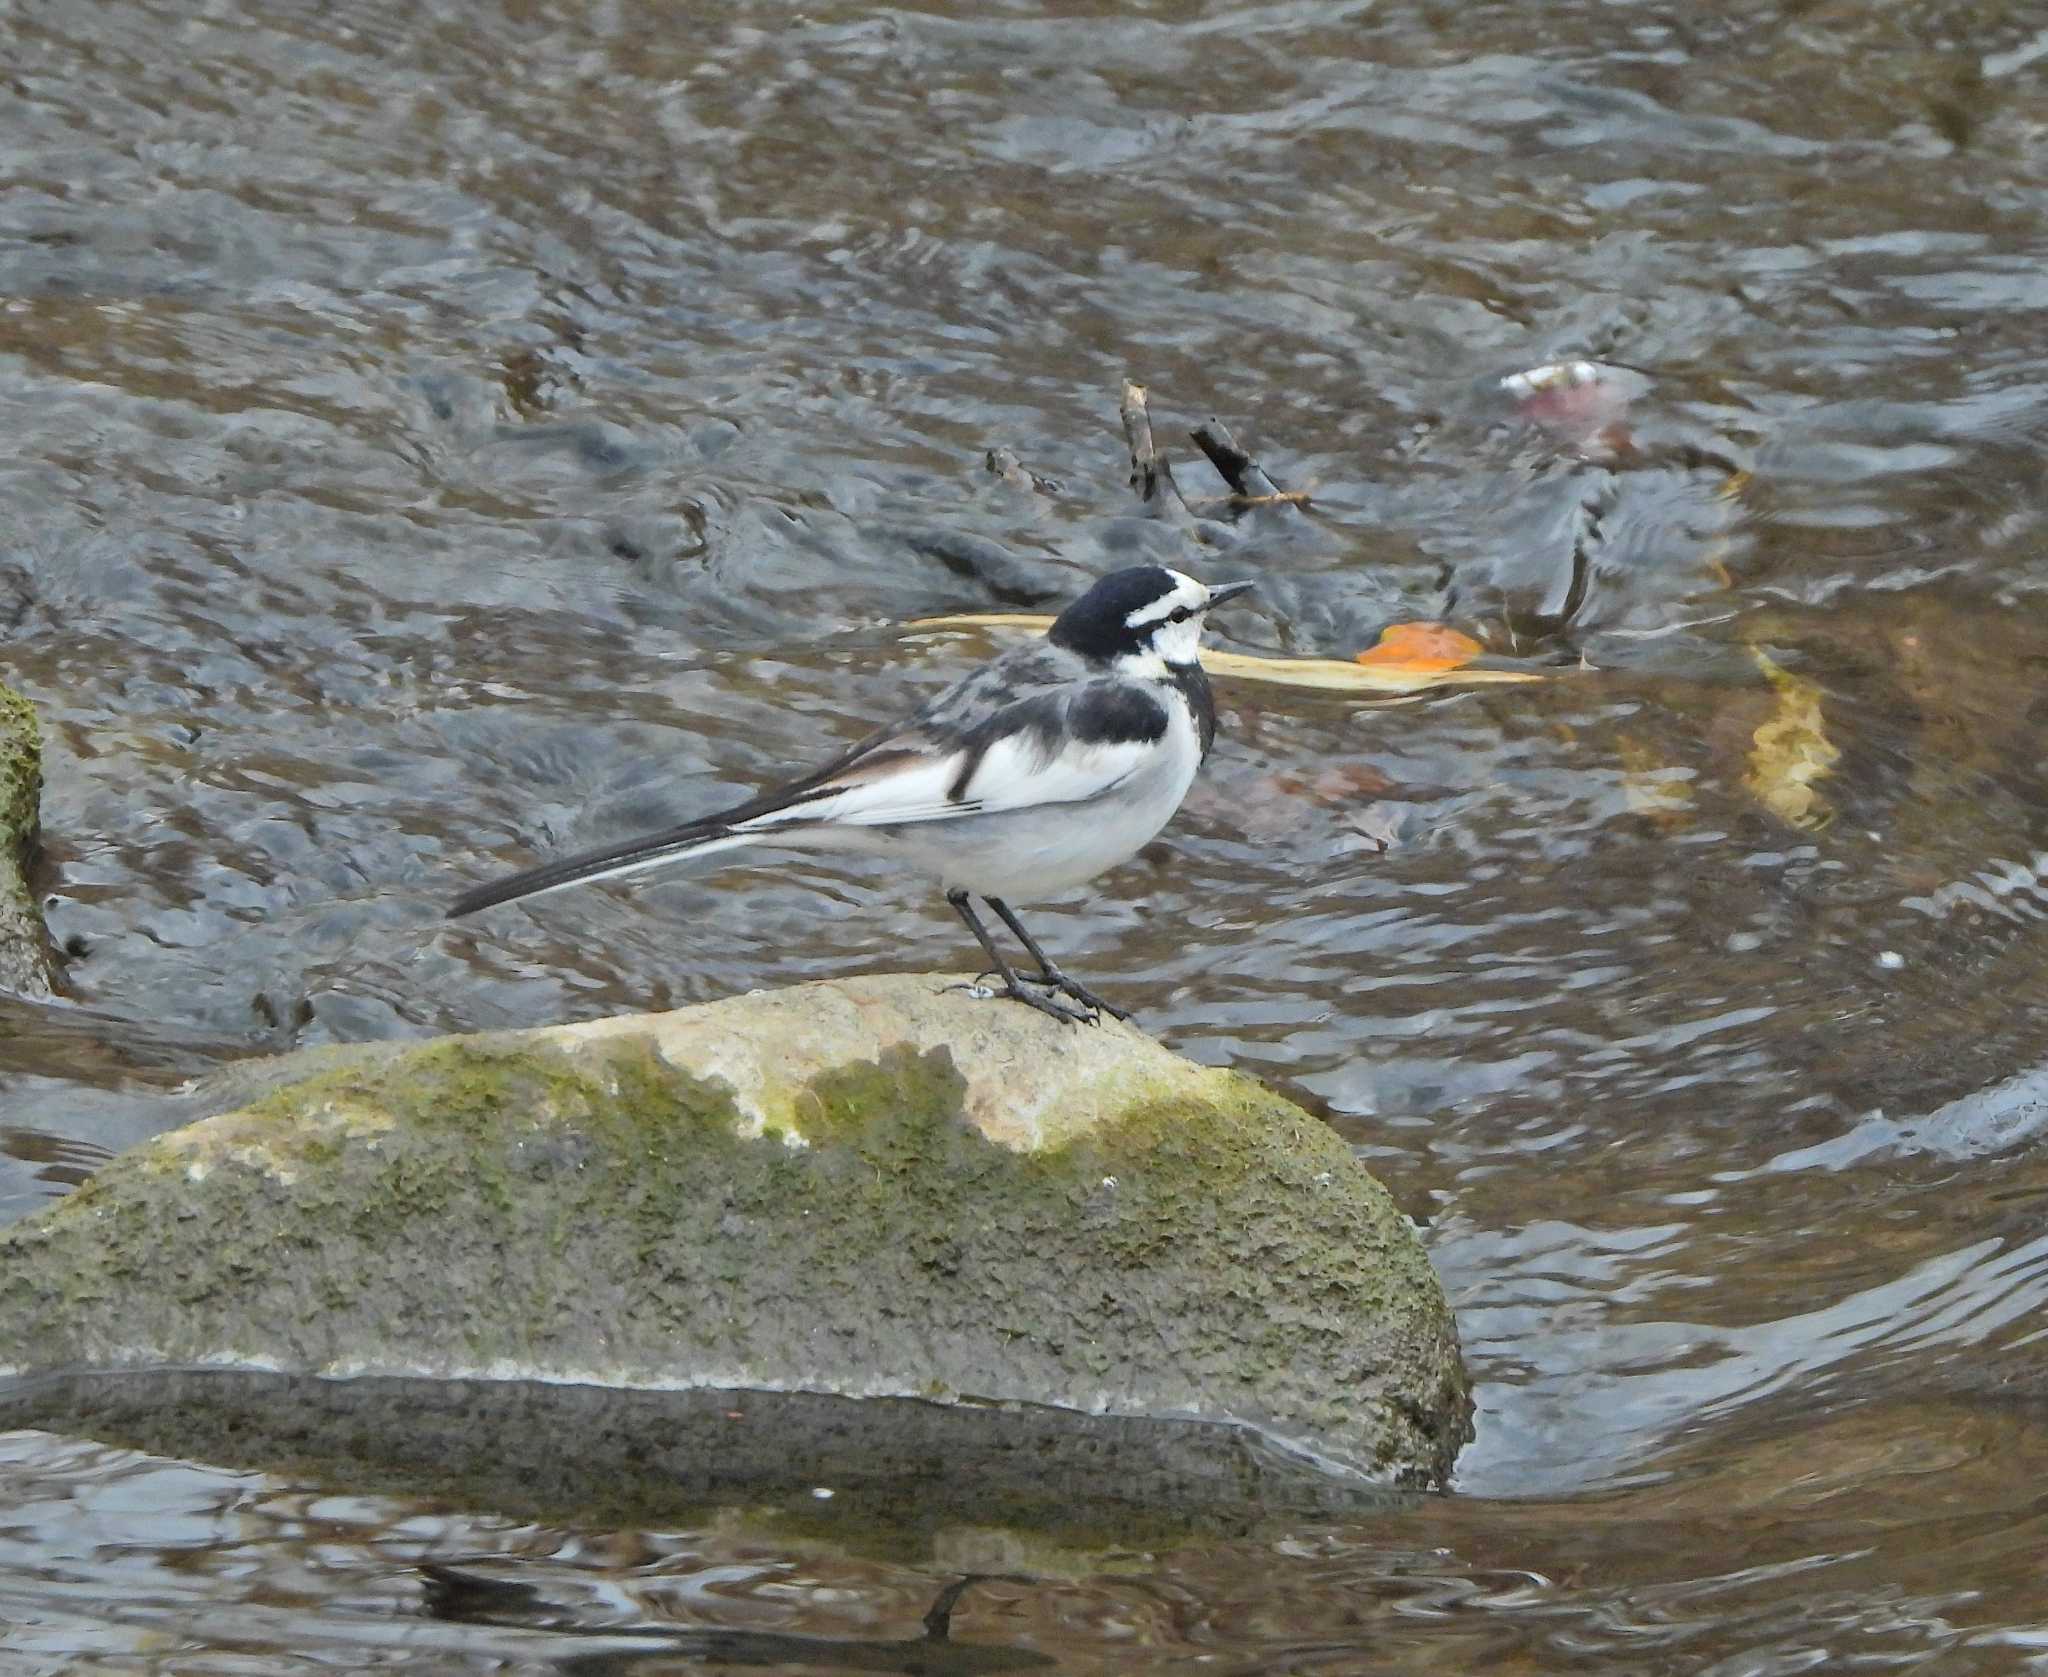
[1122,570,1212,666]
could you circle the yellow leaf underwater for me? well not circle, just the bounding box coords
[1744,647,1839,829]
[904,614,1545,696]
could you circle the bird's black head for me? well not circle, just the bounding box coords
[1047,566,1253,668]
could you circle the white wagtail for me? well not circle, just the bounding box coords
[448,565,1254,1024]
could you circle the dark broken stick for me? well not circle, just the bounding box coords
[1118,379,1199,530]
[1189,417,1306,521]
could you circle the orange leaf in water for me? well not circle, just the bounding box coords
[1355,622,1484,672]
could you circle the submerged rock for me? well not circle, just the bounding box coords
[0,974,1472,1482]
[0,681,55,997]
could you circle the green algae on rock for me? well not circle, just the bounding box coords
[0,680,56,998]
[0,974,1473,1483]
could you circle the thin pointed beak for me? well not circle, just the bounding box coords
[1203,580,1255,609]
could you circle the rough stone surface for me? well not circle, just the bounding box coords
[0,974,1473,1482]
[0,681,55,997]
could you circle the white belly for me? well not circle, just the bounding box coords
[809,699,1204,901]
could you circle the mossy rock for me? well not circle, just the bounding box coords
[0,974,1472,1482]
[0,680,55,997]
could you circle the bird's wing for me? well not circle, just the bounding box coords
[447,661,1170,917]
[732,679,1172,832]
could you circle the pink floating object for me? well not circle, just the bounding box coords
[1499,359,1647,459]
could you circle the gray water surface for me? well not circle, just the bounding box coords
[6,0,2048,1670]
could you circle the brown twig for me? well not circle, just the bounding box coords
[1186,490,1312,513]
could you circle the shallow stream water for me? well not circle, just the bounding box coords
[6,0,2048,1670]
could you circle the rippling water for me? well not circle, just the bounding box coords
[7,0,2048,1668]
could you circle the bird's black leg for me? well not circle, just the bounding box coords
[946,890,1091,1025]
[985,897,1134,1023]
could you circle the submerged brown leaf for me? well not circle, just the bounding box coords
[1258,763,1397,805]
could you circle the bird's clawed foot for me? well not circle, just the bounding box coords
[1029,965,1133,1023]
[944,891,1131,1026]
[1000,975,1097,1026]
[945,970,1092,1024]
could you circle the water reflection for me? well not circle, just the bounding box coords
[421,1565,1057,1677]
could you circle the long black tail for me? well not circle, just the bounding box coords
[446,818,758,918]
